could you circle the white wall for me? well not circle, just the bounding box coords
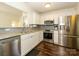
[0,12,22,27]
[40,7,77,23]
[3,2,40,25]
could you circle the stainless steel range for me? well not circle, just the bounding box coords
[43,30,54,43]
[43,20,54,43]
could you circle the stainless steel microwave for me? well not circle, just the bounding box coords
[44,20,54,25]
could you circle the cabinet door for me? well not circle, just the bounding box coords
[54,31,58,44]
[21,31,43,56]
[31,32,41,47]
[38,31,43,42]
[59,16,65,25]
[21,32,41,56]
[32,33,39,46]
[35,14,40,24]
[21,34,33,55]
[54,17,59,24]
[35,31,43,43]
[32,12,40,24]
[30,31,43,48]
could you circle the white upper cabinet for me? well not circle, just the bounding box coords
[54,17,59,24]
[59,16,65,25]
[28,11,34,24]
[39,18,44,24]
[21,12,29,27]
[22,11,40,26]
[32,12,40,24]
[21,11,34,27]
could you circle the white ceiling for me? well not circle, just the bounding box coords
[25,2,78,13]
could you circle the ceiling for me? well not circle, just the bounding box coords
[25,2,78,13]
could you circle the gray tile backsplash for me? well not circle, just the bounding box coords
[0,27,23,33]
[37,25,54,30]
[0,27,42,34]
[0,25,54,34]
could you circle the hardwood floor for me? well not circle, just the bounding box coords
[26,41,79,56]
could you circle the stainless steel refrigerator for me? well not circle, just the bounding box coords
[58,15,79,49]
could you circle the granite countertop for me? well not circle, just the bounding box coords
[0,29,43,40]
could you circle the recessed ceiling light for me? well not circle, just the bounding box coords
[45,3,51,8]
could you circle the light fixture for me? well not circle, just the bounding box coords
[45,3,51,8]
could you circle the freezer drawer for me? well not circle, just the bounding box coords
[59,35,79,49]
[66,36,79,49]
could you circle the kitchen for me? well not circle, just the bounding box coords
[0,2,79,56]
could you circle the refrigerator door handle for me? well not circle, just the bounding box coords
[65,16,70,32]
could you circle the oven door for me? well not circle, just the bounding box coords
[43,32,52,39]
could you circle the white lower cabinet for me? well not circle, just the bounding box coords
[21,31,43,56]
[54,31,59,44]
[39,31,43,42]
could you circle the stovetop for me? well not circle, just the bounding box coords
[44,30,54,33]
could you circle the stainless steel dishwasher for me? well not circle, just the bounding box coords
[0,35,21,56]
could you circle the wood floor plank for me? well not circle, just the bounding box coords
[26,41,79,56]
